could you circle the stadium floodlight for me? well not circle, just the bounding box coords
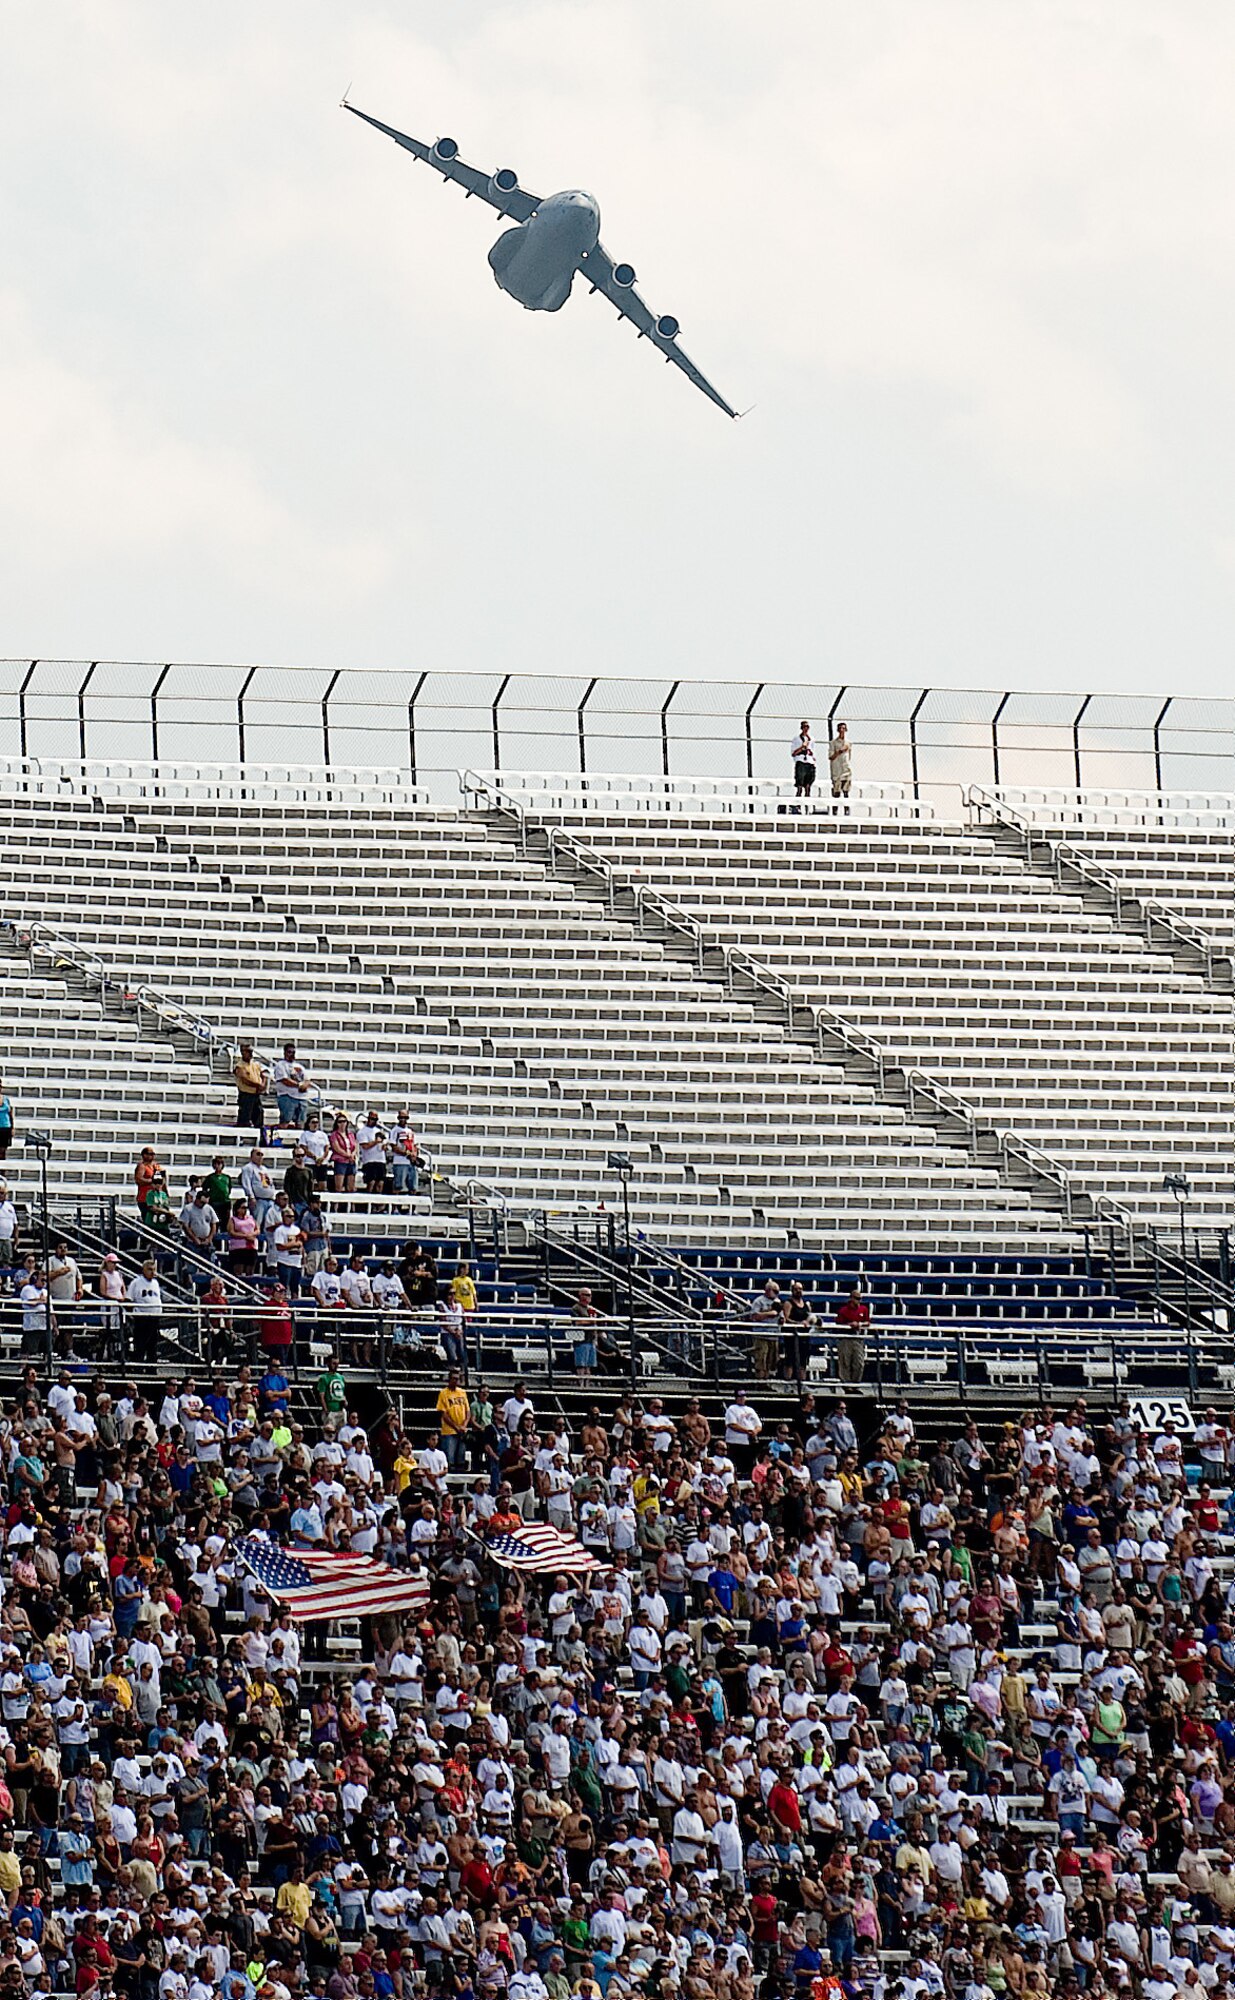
[606,1152,634,1176]
[1163,1172,1191,1199]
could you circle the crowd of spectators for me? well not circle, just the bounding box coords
[0,1349,1228,2000]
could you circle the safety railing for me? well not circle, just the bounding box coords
[968,786,1233,987]
[464,769,1138,1245]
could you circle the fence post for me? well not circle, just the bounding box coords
[955,1329,966,1401]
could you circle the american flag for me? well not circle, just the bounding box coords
[479,1522,599,1576]
[234,1536,431,1622]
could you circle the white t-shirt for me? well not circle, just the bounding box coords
[357,1123,388,1165]
[311,1269,343,1308]
[21,1283,49,1332]
[724,1401,762,1445]
[273,1222,303,1270]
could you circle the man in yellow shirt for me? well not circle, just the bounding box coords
[233,1043,269,1139]
[449,1263,478,1313]
[435,1369,472,1471]
[275,1866,312,1930]
[0,1830,21,1908]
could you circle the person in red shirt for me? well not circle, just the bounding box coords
[834,1284,871,1385]
[768,1770,802,1835]
[258,1286,293,1363]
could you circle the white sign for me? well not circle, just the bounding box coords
[1127,1395,1195,1436]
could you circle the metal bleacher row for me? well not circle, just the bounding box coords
[473,773,1234,1234]
[0,767,1229,1388]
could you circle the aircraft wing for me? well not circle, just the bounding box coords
[344,102,541,223]
[577,238,738,418]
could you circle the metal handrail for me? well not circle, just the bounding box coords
[463,769,1120,1240]
[968,786,1232,985]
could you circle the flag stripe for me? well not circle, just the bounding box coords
[235,1536,430,1622]
[479,1522,598,1575]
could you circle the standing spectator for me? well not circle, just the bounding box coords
[126,1258,162,1363]
[202,1157,233,1232]
[829,721,852,798]
[300,1198,331,1281]
[0,1078,12,1162]
[389,1111,421,1195]
[232,1044,269,1139]
[450,1262,479,1317]
[571,1288,600,1379]
[96,1251,126,1353]
[0,1182,16,1275]
[781,1280,816,1383]
[724,1389,763,1477]
[329,1114,358,1193]
[133,1147,161,1218]
[47,1240,83,1317]
[791,721,816,798]
[20,1265,52,1352]
[240,1148,277,1252]
[356,1112,389,1195]
[272,1041,314,1129]
[226,1196,259,1279]
[835,1283,870,1385]
[436,1369,472,1472]
[282,1146,315,1213]
[272,1211,305,1298]
[438,1294,468,1373]
[749,1279,783,1381]
[178,1190,219,1260]
[258,1284,294,1368]
[301,1111,331,1187]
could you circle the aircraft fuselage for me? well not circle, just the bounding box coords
[488,189,600,312]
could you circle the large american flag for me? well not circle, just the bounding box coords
[235,1536,431,1621]
[479,1522,599,1576]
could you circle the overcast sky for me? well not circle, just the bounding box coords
[4,2,1235,700]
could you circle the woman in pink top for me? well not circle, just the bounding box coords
[329,1113,358,1192]
[226,1197,259,1278]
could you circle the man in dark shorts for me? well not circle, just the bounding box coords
[792,720,816,797]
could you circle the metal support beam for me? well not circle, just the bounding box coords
[744,683,765,780]
[492,673,510,772]
[990,691,1010,789]
[149,663,169,764]
[1072,694,1092,790]
[660,682,681,779]
[320,670,340,770]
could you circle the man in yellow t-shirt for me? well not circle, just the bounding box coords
[276,1867,312,1930]
[435,1369,472,1471]
[0,1831,21,1907]
[449,1264,478,1313]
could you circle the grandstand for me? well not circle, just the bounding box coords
[0,666,1231,1399]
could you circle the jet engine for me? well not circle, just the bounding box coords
[488,168,519,197]
[433,136,459,161]
[655,315,680,339]
[612,262,637,287]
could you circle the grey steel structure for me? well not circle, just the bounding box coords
[0,660,1230,810]
[345,103,739,418]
